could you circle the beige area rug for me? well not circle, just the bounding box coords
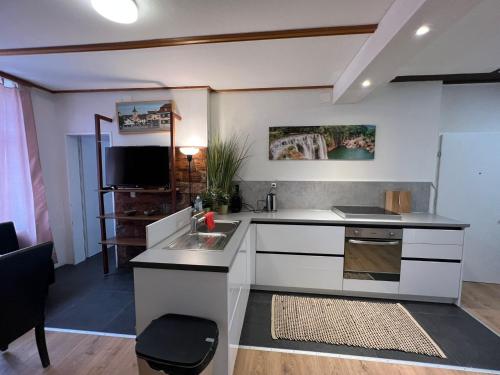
[271,295,446,358]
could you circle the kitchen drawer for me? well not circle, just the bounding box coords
[255,253,343,290]
[403,229,464,245]
[256,224,344,255]
[402,243,463,260]
[399,260,461,298]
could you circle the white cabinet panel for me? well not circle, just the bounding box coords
[257,224,344,254]
[399,260,461,298]
[402,244,463,260]
[228,251,245,323]
[403,229,464,245]
[343,279,399,294]
[248,224,256,285]
[227,227,251,375]
[255,253,343,290]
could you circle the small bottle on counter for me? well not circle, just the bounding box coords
[194,195,203,212]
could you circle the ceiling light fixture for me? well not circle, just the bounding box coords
[91,0,138,24]
[415,25,430,36]
[361,79,371,88]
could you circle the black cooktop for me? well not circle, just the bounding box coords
[332,206,402,219]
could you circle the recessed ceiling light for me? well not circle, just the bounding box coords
[361,80,371,88]
[415,25,430,36]
[91,0,138,24]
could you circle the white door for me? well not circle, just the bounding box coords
[81,136,104,257]
[67,134,114,263]
[437,132,500,283]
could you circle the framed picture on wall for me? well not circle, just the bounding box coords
[116,100,172,133]
[269,125,376,160]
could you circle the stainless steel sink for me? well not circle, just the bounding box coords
[164,220,241,251]
[196,220,240,234]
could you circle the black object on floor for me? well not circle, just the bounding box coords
[240,290,500,371]
[136,314,218,375]
[45,249,135,335]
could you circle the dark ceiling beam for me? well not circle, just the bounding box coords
[213,85,333,93]
[392,69,500,85]
[0,71,334,93]
[0,24,377,56]
[55,85,212,94]
[52,85,333,94]
[0,70,54,93]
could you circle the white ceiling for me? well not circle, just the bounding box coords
[0,36,369,90]
[398,0,500,75]
[0,0,499,92]
[0,0,392,48]
[0,0,394,90]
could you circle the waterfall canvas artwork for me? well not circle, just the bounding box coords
[269,125,376,160]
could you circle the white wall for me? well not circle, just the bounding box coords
[441,83,500,133]
[57,89,209,146]
[212,82,442,182]
[32,88,209,265]
[31,90,70,264]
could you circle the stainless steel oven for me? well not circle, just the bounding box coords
[344,227,403,282]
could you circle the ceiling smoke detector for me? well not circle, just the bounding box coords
[91,0,138,24]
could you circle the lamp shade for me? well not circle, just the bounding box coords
[180,147,200,156]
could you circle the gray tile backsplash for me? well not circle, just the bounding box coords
[237,181,432,212]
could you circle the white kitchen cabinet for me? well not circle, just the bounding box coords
[255,253,343,290]
[227,227,251,375]
[403,229,464,245]
[256,224,344,254]
[402,243,463,260]
[399,260,462,298]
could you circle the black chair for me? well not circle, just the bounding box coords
[0,241,54,368]
[0,221,20,255]
[0,221,55,284]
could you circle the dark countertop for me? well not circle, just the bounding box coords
[130,209,469,273]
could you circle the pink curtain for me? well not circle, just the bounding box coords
[0,84,54,254]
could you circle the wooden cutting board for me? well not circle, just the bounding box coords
[385,191,412,213]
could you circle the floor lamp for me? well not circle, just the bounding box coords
[179,147,200,205]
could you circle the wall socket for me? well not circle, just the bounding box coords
[271,182,277,188]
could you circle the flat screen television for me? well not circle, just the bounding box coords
[105,146,170,187]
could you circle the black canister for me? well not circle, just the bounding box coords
[230,185,242,213]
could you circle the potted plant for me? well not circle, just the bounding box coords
[217,191,231,214]
[206,135,250,214]
[200,190,214,212]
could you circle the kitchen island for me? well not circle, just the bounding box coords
[131,209,469,375]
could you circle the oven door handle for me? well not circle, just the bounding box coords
[348,239,400,246]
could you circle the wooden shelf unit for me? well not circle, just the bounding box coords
[95,105,181,274]
[99,188,174,194]
[99,212,167,221]
[99,237,146,247]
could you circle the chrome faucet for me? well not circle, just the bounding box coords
[190,211,206,233]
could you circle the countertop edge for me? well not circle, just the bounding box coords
[250,218,469,228]
[131,211,469,274]
[131,261,229,273]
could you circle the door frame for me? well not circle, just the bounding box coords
[65,132,113,264]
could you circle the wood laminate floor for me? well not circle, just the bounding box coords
[0,331,137,375]
[0,331,490,375]
[233,348,488,375]
[461,282,500,335]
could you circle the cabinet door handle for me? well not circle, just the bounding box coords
[348,239,400,246]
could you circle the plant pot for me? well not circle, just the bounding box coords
[218,204,229,215]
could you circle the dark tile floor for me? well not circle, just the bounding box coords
[46,249,135,335]
[240,290,500,371]
[46,253,500,371]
